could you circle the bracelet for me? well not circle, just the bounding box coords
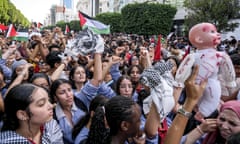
[196,125,204,135]
[177,105,192,118]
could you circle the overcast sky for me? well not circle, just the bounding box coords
[11,0,59,23]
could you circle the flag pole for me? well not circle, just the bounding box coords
[63,0,65,22]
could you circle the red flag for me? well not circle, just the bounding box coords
[154,35,162,62]
[0,24,8,31]
[6,24,17,38]
[65,24,70,34]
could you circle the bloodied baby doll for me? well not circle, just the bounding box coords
[175,23,236,120]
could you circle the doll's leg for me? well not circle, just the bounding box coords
[197,80,221,117]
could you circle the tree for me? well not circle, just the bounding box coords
[121,3,177,36]
[56,20,66,30]
[0,0,10,23]
[0,0,30,27]
[184,0,240,32]
[69,20,81,32]
[95,12,123,33]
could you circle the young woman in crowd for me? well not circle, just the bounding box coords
[129,55,140,66]
[0,83,63,143]
[115,75,141,103]
[69,65,87,96]
[29,73,51,91]
[50,52,104,143]
[127,65,143,89]
[87,96,145,144]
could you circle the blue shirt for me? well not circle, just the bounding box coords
[74,126,89,144]
[110,63,121,82]
[55,102,85,144]
[74,81,99,108]
[55,81,99,143]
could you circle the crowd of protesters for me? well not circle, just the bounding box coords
[0,22,239,144]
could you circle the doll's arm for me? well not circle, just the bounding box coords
[174,54,195,87]
[219,53,236,88]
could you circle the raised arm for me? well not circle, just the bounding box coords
[144,102,160,138]
[103,56,121,82]
[5,63,33,96]
[90,35,104,87]
[90,53,102,86]
[139,50,152,69]
[164,65,208,144]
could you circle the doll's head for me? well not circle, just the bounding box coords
[189,23,221,49]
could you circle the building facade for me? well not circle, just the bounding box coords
[45,0,78,25]
[76,0,109,17]
[61,0,74,9]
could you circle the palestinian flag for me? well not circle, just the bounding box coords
[7,25,28,41]
[6,24,17,38]
[13,32,29,41]
[78,11,110,34]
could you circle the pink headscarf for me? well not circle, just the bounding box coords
[220,100,240,118]
[203,100,240,144]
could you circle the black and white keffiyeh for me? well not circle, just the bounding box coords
[139,60,174,88]
[0,130,51,144]
[140,60,175,122]
[60,28,104,60]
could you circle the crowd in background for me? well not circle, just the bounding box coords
[0,23,239,144]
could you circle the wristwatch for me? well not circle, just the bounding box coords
[177,105,192,118]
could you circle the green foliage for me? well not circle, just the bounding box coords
[95,12,123,33]
[69,20,81,32]
[121,3,177,36]
[0,0,10,23]
[0,0,30,27]
[184,0,240,32]
[56,20,67,30]
[46,20,81,33]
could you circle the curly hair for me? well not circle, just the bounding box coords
[85,106,110,144]
[72,95,108,140]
